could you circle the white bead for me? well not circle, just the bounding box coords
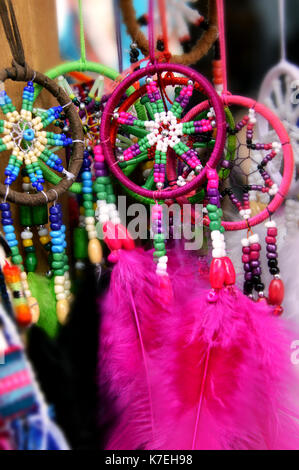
[99,214,109,223]
[88,230,97,239]
[56,293,66,300]
[212,248,224,258]
[111,216,121,225]
[38,228,48,237]
[211,230,221,240]
[85,217,95,224]
[248,234,259,243]
[212,239,224,249]
[64,280,71,290]
[21,230,33,239]
[24,289,31,298]
[54,285,64,294]
[159,256,168,263]
[55,276,65,285]
[265,220,276,228]
[241,238,250,247]
[20,272,27,280]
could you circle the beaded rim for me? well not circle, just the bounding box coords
[101,62,226,200]
[182,94,294,231]
[0,65,83,206]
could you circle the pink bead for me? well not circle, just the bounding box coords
[209,257,225,289]
[268,228,277,237]
[207,179,218,188]
[242,254,250,263]
[207,168,217,179]
[266,236,276,244]
[249,251,259,260]
[251,243,261,251]
[222,256,236,285]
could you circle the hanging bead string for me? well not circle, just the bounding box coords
[152,202,168,276]
[266,220,284,316]
[2,263,31,326]
[206,168,235,303]
[49,202,71,324]
[241,233,264,299]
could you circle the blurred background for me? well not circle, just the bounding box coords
[56,0,299,97]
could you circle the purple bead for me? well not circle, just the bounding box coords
[209,197,219,205]
[95,170,108,177]
[207,188,218,196]
[244,263,251,272]
[250,260,259,268]
[266,244,277,253]
[245,272,252,281]
[252,267,261,275]
[94,162,105,170]
[267,252,277,259]
[221,160,231,169]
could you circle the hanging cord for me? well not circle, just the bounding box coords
[0,0,25,66]
[216,0,228,93]
[113,0,123,73]
[148,0,156,64]
[278,0,286,61]
[78,0,87,66]
[157,0,171,61]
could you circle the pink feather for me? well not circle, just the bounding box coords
[98,245,299,450]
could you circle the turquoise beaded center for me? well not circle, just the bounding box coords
[23,128,35,141]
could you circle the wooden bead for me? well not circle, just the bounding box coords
[56,299,70,325]
[28,297,40,323]
[88,238,103,264]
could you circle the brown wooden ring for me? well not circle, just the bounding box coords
[119,0,218,65]
[0,63,84,206]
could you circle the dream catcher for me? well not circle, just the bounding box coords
[255,0,299,201]
[0,0,83,326]
[0,303,69,450]
[98,0,299,451]
[119,0,218,65]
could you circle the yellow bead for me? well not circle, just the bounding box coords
[28,297,40,323]
[23,239,33,247]
[88,238,103,264]
[23,176,30,183]
[56,299,70,325]
[40,236,50,245]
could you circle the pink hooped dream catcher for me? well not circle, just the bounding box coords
[97,0,299,452]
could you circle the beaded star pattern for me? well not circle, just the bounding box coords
[114,78,216,189]
[0,81,72,192]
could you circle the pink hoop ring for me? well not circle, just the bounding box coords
[178,94,294,230]
[100,63,226,200]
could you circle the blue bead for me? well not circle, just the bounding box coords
[52,246,64,253]
[8,240,18,247]
[50,207,59,214]
[50,223,61,231]
[2,219,13,225]
[6,233,16,241]
[2,211,11,218]
[51,237,63,245]
[61,225,66,233]
[0,203,10,210]
[82,172,91,180]
[50,231,61,238]
[3,225,13,233]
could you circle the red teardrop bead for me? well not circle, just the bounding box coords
[222,256,236,285]
[268,278,284,305]
[209,257,225,289]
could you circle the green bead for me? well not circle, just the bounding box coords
[209,221,221,231]
[73,227,88,259]
[96,176,110,184]
[25,253,37,272]
[107,195,116,203]
[153,250,166,258]
[19,205,33,226]
[153,233,165,241]
[83,201,93,209]
[208,212,219,221]
[220,225,225,233]
[12,254,23,265]
[84,194,93,201]
[64,265,70,272]
[54,269,64,276]
[32,204,48,225]
[85,209,94,217]
[217,208,223,217]
[96,192,107,200]
[10,246,19,255]
[52,261,64,269]
[24,245,35,253]
[94,184,106,193]
[106,185,114,195]
[153,242,165,251]
[53,253,64,261]
[206,204,217,212]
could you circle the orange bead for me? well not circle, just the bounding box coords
[16,304,32,326]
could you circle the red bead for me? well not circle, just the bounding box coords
[251,243,261,251]
[116,224,135,251]
[103,221,122,250]
[249,251,259,260]
[209,257,225,289]
[268,278,284,305]
[222,256,236,286]
[242,247,250,254]
[266,236,276,244]
[273,305,284,316]
[267,228,277,237]
[242,254,250,263]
